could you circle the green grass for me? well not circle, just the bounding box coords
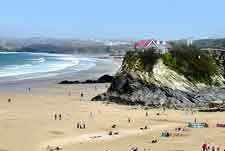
[123,45,220,85]
[122,48,160,72]
[162,44,219,84]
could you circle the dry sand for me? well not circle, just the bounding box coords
[0,83,225,151]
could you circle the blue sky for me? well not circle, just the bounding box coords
[0,0,225,39]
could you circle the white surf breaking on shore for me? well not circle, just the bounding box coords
[0,52,100,81]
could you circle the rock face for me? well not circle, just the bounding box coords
[133,60,198,92]
[92,56,225,108]
[92,72,225,108]
[59,74,113,84]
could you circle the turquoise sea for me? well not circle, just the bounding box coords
[0,51,98,81]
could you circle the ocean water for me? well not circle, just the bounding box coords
[0,51,97,81]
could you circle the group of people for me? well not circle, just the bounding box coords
[202,143,221,151]
[26,87,31,93]
[161,130,171,137]
[54,114,62,120]
[76,121,86,129]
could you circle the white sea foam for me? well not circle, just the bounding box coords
[0,51,20,54]
[0,52,97,79]
[29,58,46,63]
[27,52,71,57]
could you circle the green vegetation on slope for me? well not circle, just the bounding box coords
[122,45,220,85]
[162,44,219,84]
[122,48,160,72]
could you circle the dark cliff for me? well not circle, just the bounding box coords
[92,46,225,108]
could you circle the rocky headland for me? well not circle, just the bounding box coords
[92,45,225,108]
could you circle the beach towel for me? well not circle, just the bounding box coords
[188,122,207,128]
[216,123,225,128]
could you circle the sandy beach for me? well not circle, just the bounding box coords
[0,58,224,151]
[1,0,225,150]
[0,82,225,151]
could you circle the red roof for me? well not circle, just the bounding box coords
[134,39,170,49]
[134,39,155,48]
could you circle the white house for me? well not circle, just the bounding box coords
[134,39,171,54]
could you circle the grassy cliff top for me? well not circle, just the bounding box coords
[122,44,220,85]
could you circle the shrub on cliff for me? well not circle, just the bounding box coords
[122,44,219,85]
[122,48,160,72]
[162,44,219,84]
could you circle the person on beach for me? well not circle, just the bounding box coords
[80,92,84,101]
[146,112,148,117]
[212,146,216,151]
[54,114,57,120]
[59,114,62,120]
[82,120,86,129]
[217,146,220,151]
[77,121,83,129]
[202,143,207,151]
[83,122,86,129]
[128,117,131,123]
[77,122,80,129]
[8,98,11,103]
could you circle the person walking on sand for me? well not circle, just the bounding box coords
[54,114,57,120]
[59,114,62,120]
[77,122,80,129]
[8,98,11,103]
[83,122,86,129]
[78,121,82,129]
[81,121,86,129]
[80,92,84,101]
[146,112,148,117]
[128,117,131,123]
